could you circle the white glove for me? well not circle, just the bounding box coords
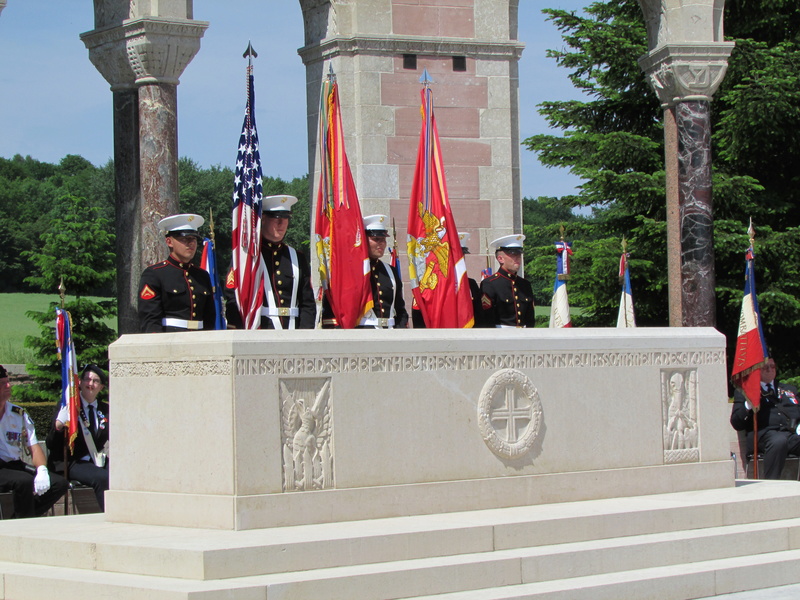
[33,466,51,496]
[796,423,800,436]
[56,405,69,425]
[744,399,753,411]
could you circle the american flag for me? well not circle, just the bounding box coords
[55,308,80,453]
[231,61,264,329]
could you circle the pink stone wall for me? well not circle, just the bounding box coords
[384,39,491,259]
[392,0,475,38]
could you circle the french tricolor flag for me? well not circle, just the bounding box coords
[731,245,769,409]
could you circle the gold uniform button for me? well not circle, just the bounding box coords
[277,280,283,286]
[276,270,281,275]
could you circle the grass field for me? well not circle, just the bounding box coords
[0,293,117,364]
[0,293,567,364]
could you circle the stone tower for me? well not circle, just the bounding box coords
[298,0,524,273]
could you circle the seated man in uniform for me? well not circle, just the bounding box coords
[138,213,216,333]
[47,364,110,511]
[322,214,408,329]
[480,234,536,328]
[225,195,316,329]
[731,357,800,479]
[0,364,68,518]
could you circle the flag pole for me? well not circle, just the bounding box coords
[58,277,70,515]
[749,219,760,479]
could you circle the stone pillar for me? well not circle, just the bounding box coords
[298,0,524,281]
[81,1,207,334]
[637,0,733,327]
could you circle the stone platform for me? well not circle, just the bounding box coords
[106,328,731,530]
[1,326,771,598]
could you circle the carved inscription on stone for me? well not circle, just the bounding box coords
[280,378,334,492]
[236,349,724,377]
[111,359,231,378]
[478,369,543,459]
[662,368,699,463]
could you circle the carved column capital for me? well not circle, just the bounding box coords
[638,42,734,107]
[81,16,208,90]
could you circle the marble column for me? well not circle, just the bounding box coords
[677,100,715,326]
[81,4,207,334]
[637,0,733,327]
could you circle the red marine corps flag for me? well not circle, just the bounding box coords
[731,221,769,410]
[406,70,474,328]
[230,44,264,329]
[314,66,373,328]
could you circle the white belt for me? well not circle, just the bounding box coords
[359,316,395,328]
[162,318,203,330]
[260,307,299,318]
[495,324,523,328]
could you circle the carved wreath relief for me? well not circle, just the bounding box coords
[280,378,334,492]
[662,368,699,463]
[478,368,543,459]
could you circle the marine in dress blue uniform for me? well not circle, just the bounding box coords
[225,195,316,330]
[480,234,536,328]
[322,214,408,328]
[137,214,216,333]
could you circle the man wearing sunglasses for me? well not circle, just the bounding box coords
[480,234,536,328]
[138,214,217,333]
[225,195,316,330]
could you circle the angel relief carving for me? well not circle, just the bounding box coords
[281,379,333,492]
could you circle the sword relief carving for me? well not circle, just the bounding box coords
[662,368,700,463]
[280,378,334,491]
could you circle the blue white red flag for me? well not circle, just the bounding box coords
[616,251,636,328]
[481,265,493,280]
[731,244,769,409]
[201,237,226,330]
[230,59,264,330]
[55,308,80,453]
[549,240,572,328]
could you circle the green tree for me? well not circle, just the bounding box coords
[525,0,800,379]
[14,195,117,403]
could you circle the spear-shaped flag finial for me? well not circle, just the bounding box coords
[419,68,433,86]
[243,41,257,64]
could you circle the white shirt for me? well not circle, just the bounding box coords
[0,401,38,462]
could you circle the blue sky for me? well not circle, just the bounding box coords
[0,1,589,199]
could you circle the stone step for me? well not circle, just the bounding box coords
[4,533,800,600]
[401,550,800,600]
[3,501,800,598]
[2,482,800,582]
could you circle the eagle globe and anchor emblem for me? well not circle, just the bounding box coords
[478,368,543,459]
